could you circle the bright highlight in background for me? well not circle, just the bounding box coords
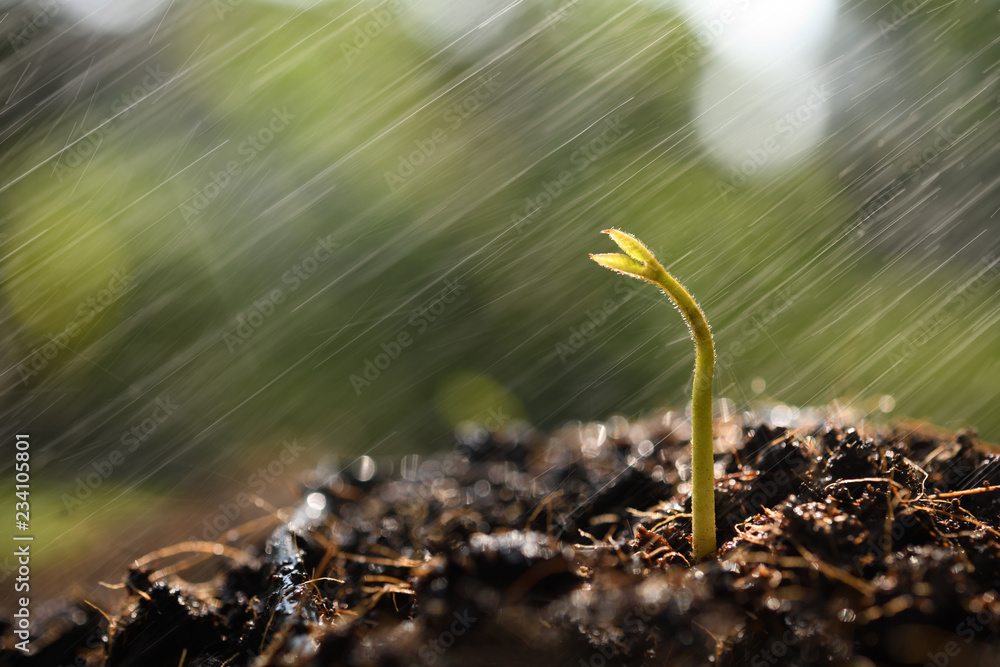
[58,0,174,32]
[682,0,839,177]
[694,63,833,178]
[672,0,838,70]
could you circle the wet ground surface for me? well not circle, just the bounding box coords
[4,415,1000,666]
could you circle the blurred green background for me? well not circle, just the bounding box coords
[0,0,999,601]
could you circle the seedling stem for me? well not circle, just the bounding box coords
[590,229,716,560]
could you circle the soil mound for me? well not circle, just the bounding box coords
[6,416,1000,666]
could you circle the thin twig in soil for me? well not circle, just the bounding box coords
[133,540,257,569]
[928,484,1000,499]
[825,477,906,492]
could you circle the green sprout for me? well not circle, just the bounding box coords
[590,229,716,560]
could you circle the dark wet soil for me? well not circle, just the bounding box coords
[5,415,1000,666]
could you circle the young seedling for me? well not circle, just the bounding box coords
[590,229,716,560]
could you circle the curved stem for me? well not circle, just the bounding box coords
[590,229,716,559]
[646,264,716,560]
